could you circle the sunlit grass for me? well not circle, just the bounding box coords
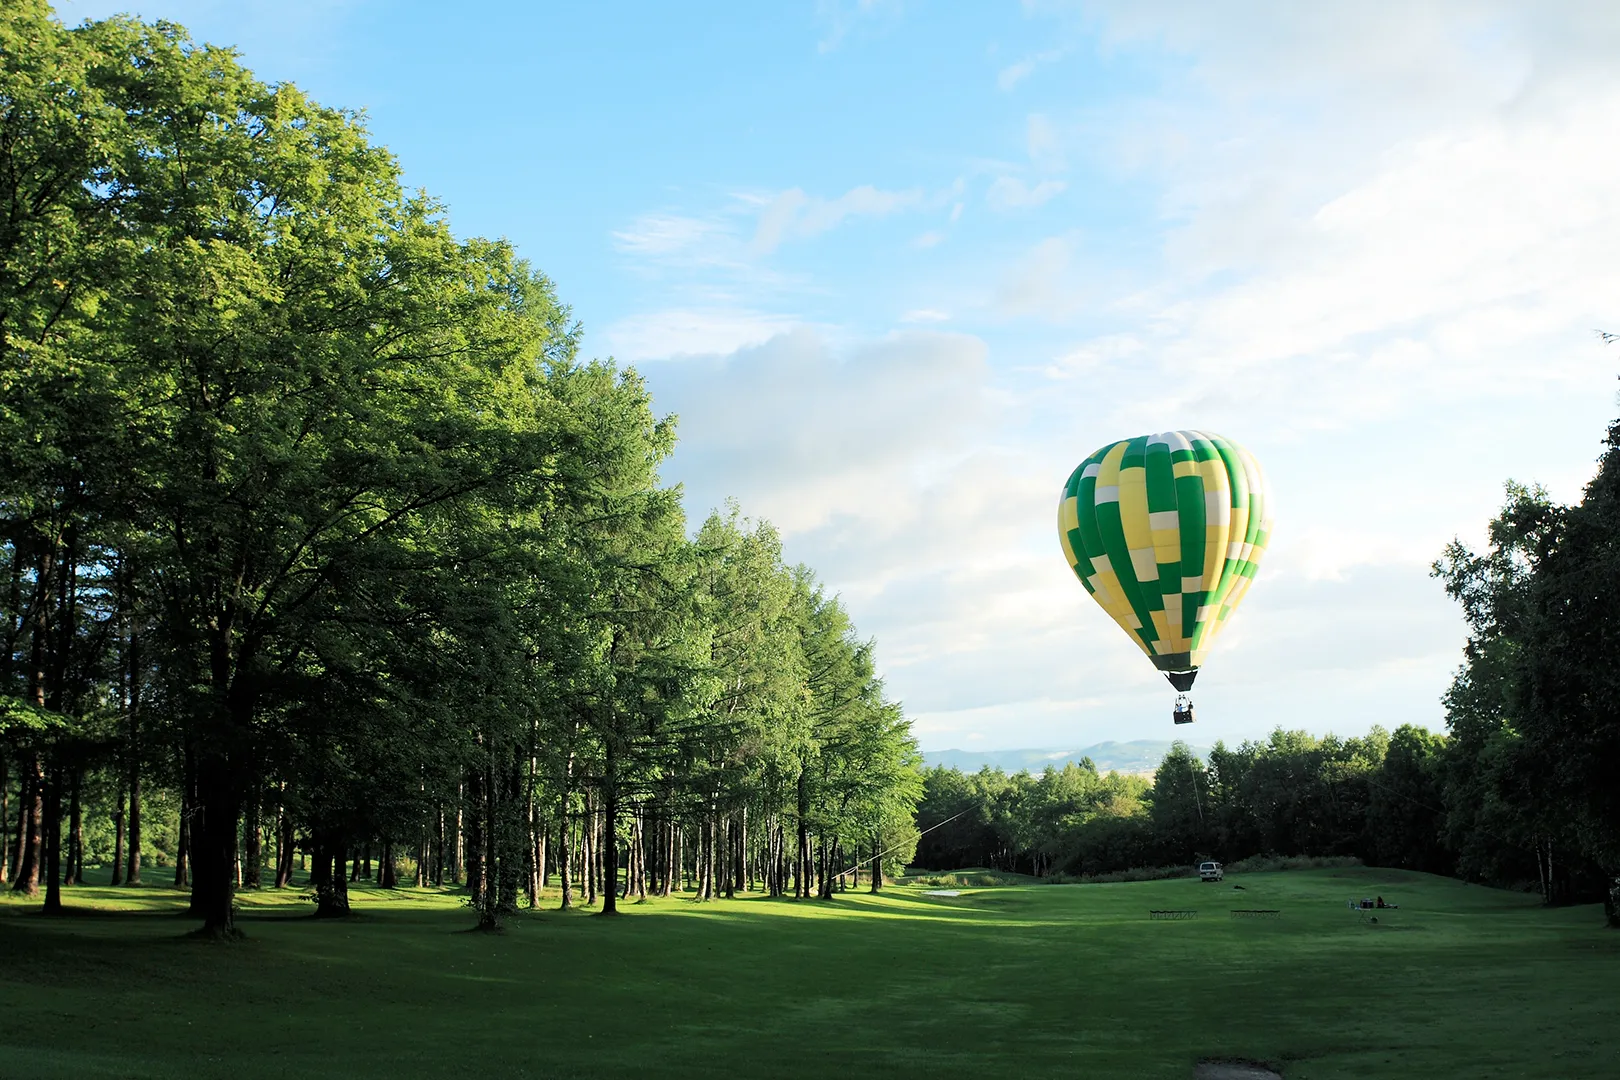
[2,866,1616,1079]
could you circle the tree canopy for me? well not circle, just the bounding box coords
[0,1,922,932]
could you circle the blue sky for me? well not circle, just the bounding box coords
[63,1,1620,751]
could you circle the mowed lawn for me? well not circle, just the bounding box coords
[2,867,1616,1079]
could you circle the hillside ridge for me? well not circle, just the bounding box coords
[922,740,1212,776]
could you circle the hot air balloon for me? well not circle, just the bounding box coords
[1057,431,1271,724]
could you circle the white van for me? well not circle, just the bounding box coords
[1198,861,1224,882]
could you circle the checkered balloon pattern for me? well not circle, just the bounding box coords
[1057,431,1271,688]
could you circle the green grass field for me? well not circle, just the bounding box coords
[2,866,1616,1079]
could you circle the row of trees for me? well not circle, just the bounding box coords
[913,725,1441,880]
[0,2,921,936]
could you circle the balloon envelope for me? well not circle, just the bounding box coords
[1057,431,1271,691]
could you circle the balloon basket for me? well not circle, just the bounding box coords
[1173,693,1195,725]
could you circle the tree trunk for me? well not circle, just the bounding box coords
[721,814,734,899]
[173,757,191,891]
[110,785,126,887]
[421,822,434,893]
[453,784,464,885]
[633,809,647,901]
[0,756,8,885]
[664,816,677,896]
[496,756,520,915]
[433,806,446,887]
[11,757,42,896]
[667,819,680,893]
[558,813,573,910]
[58,770,80,887]
[274,802,295,889]
[583,792,597,906]
[526,777,540,908]
[475,758,499,932]
[795,768,810,899]
[241,793,262,889]
[124,622,143,886]
[0,553,15,885]
[779,817,789,897]
[870,830,882,893]
[42,762,63,913]
[541,819,554,906]
[25,538,53,901]
[465,767,487,909]
[698,811,711,900]
[312,827,350,917]
[189,751,240,935]
[600,740,619,915]
[309,830,330,908]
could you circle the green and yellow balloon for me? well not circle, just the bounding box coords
[1057,431,1271,697]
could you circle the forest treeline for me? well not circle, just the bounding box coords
[919,440,1620,923]
[915,728,1441,882]
[0,2,921,935]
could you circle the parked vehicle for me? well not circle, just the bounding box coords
[1198,861,1224,882]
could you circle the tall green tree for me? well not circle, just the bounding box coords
[1519,423,1620,924]
[48,17,576,933]
[1433,483,1568,895]
[1150,741,1211,863]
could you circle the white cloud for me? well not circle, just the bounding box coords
[1042,334,1146,378]
[611,214,730,259]
[986,176,1067,210]
[645,328,992,533]
[1026,113,1063,169]
[998,48,1067,91]
[752,184,926,253]
[996,236,1080,317]
[1079,1,1620,114]
[603,309,805,363]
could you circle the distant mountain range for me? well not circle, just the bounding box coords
[922,740,1211,777]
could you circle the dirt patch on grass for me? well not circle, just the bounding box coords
[1194,1060,1282,1079]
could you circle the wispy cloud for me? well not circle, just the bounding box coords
[1026,113,1063,169]
[611,213,734,260]
[986,176,1067,210]
[997,46,1067,91]
[996,235,1078,317]
[602,309,805,363]
[815,0,905,53]
[752,184,926,253]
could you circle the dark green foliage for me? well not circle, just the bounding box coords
[0,1,922,930]
[1520,422,1620,921]
[916,728,1432,878]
